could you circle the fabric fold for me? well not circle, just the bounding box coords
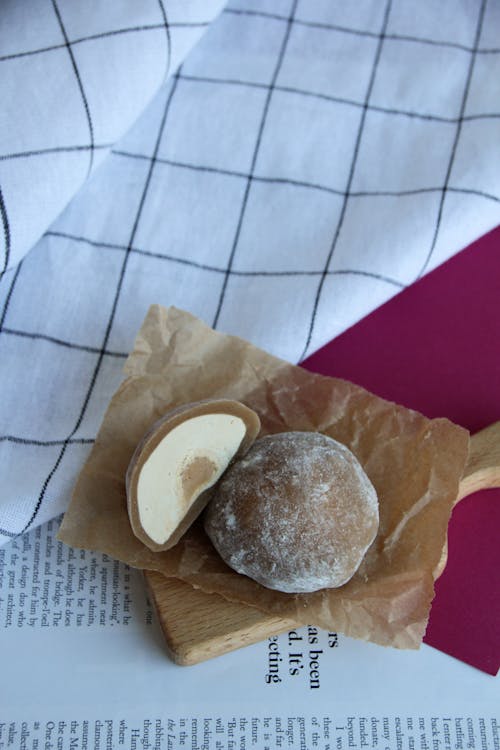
[0,0,227,272]
[1,0,499,540]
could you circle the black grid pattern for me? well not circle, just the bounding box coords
[1,0,500,541]
[224,6,500,56]
[0,22,212,64]
[51,0,96,176]
[299,0,392,359]
[177,72,500,125]
[417,0,487,278]
[13,21,174,539]
[0,187,10,276]
[0,0,226,272]
[212,0,300,326]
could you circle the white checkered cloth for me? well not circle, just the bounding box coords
[1,0,499,543]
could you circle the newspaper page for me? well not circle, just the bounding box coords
[0,518,498,750]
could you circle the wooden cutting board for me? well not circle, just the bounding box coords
[144,423,500,665]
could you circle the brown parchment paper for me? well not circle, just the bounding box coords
[58,305,469,649]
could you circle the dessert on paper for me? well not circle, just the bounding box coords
[58,305,469,651]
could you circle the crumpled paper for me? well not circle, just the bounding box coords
[58,305,469,648]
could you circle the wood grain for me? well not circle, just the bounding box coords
[144,572,296,665]
[145,423,500,665]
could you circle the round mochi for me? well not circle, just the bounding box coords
[204,431,379,594]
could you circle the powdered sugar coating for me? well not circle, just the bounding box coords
[204,431,379,593]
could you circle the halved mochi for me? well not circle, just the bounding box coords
[126,400,260,552]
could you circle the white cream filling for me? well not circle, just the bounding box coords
[137,413,246,544]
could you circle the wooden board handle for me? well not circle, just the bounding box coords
[434,422,499,579]
[457,421,500,502]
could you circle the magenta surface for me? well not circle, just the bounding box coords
[302,225,500,676]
